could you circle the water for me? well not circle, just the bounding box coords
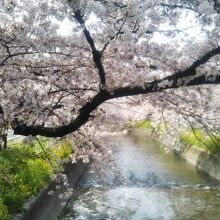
[60,134,220,220]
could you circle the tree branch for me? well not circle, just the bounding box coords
[101,12,128,54]
[74,10,106,88]
[13,75,220,137]
[12,46,220,137]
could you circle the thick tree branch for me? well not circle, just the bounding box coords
[13,76,220,137]
[12,46,220,137]
[74,10,106,88]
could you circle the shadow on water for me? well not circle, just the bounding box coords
[60,134,220,220]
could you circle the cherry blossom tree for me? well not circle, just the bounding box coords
[0,0,219,141]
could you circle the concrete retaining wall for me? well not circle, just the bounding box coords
[133,130,220,181]
[14,161,88,220]
[181,146,220,181]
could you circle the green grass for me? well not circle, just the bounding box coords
[0,137,73,219]
[0,198,10,220]
[132,119,220,154]
[134,119,153,130]
[180,129,220,154]
[134,119,168,138]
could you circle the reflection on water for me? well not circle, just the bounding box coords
[60,134,220,220]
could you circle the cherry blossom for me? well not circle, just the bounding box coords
[0,0,219,153]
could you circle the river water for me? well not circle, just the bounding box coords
[60,134,220,220]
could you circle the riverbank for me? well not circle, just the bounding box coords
[0,138,74,219]
[17,161,87,220]
[180,146,220,181]
[127,120,220,182]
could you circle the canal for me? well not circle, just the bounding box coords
[60,134,220,220]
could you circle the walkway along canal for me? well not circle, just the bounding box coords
[60,134,220,220]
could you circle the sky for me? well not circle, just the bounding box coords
[55,10,212,47]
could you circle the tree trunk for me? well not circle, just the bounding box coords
[2,134,7,149]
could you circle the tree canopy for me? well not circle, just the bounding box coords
[0,0,219,137]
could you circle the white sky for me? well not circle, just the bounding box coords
[150,11,211,44]
[56,13,100,36]
[57,18,75,36]
[56,11,211,46]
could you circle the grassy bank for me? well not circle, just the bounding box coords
[0,138,73,219]
[180,129,220,154]
[131,119,220,154]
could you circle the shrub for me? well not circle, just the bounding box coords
[0,138,73,217]
[0,198,10,220]
[53,140,73,159]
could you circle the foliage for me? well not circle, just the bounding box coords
[135,119,153,130]
[0,138,73,217]
[0,198,10,220]
[132,118,220,154]
[134,119,168,138]
[180,129,220,154]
